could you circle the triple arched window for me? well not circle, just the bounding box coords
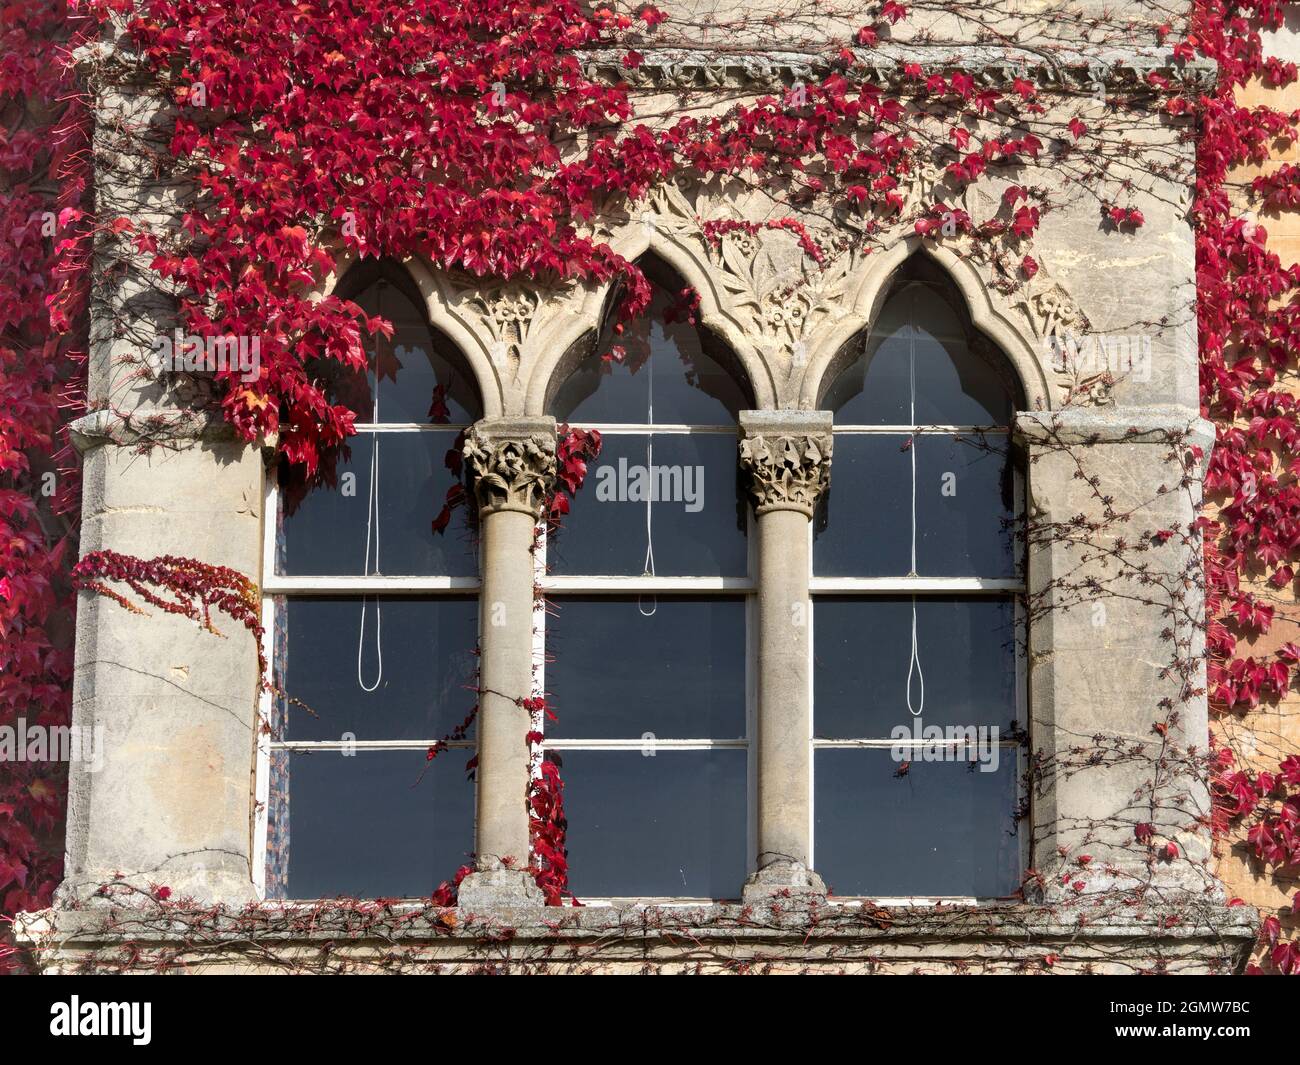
[259,254,1025,903]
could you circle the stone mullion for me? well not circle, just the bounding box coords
[456,417,557,909]
[738,411,833,899]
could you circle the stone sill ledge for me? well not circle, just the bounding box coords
[16,898,1259,948]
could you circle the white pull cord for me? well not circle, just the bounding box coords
[905,290,924,716]
[357,315,384,692]
[906,596,924,716]
[639,349,657,617]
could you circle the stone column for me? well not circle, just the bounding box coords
[1015,407,1220,902]
[738,411,833,899]
[457,417,556,909]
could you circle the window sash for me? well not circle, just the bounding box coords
[805,505,1029,893]
[535,523,756,895]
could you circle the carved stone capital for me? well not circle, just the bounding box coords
[464,418,557,518]
[738,411,833,518]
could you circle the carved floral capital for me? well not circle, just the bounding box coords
[464,423,557,518]
[739,431,833,517]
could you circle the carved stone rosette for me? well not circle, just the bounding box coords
[739,430,833,518]
[463,421,557,518]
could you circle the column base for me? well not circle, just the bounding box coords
[456,859,544,911]
[743,860,827,901]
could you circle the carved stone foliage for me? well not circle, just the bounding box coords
[1014,282,1113,407]
[464,425,557,517]
[739,432,833,516]
[469,286,541,368]
[642,178,868,364]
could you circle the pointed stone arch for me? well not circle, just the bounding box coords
[798,237,1054,413]
[321,252,501,416]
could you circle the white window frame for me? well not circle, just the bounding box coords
[807,422,1029,905]
[253,417,481,900]
[534,420,757,904]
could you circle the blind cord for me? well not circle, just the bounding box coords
[905,289,925,717]
[358,289,384,693]
[639,351,657,617]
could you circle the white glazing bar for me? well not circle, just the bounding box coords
[809,577,1023,593]
[561,423,736,434]
[270,739,477,751]
[540,738,747,750]
[540,575,754,593]
[832,425,1010,434]
[263,575,483,593]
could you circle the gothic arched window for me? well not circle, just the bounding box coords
[541,281,753,899]
[261,261,482,900]
[812,256,1026,899]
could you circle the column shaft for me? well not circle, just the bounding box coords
[476,505,538,866]
[754,506,814,868]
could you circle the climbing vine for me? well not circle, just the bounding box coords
[2,0,1300,972]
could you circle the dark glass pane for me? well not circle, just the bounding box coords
[557,749,747,898]
[551,289,745,424]
[546,597,746,739]
[279,430,477,576]
[915,434,1017,577]
[826,281,1014,426]
[815,749,1020,897]
[280,597,479,741]
[283,749,475,899]
[813,434,911,577]
[813,434,1017,578]
[814,596,1017,737]
[549,433,747,577]
[317,277,481,425]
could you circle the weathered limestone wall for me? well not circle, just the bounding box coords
[58,84,266,905]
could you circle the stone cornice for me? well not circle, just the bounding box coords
[73,37,1216,94]
[582,44,1218,93]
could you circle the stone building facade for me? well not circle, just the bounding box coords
[17,2,1266,972]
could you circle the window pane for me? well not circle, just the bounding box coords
[815,749,1020,897]
[825,280,1015,426]
[279,749,475,900]
[546,597,746,739]
[814,596,1017,737]
[813,434,1016,578]
[915,434,1016,577]
[548,433,747,577]
[317,276,481,425]
[279,430,477,576]
[551,289,746,425]
[813,435,911,577]
[278,596,479,742]
[557,749,747,898]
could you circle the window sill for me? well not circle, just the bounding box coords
[15,896,1258,974]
